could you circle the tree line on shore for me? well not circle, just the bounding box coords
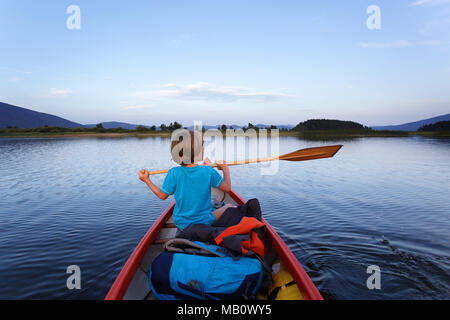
[418,121,450,132]
[0,122,285,134]
[1,119,449,134]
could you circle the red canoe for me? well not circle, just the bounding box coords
[105,188,323,300]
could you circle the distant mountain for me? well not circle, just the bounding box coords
[372,114,450,131]
[84,122,150,130]
[0,102,82,128]
[1,102,299,131]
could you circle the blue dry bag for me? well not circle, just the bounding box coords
[148,239,263,300]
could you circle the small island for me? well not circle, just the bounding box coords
[290,119,410,139]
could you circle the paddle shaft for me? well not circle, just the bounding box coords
[148,156,278,175]
[149,148,334,175]
[147,146,338,175]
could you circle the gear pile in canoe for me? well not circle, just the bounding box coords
[106,145,342,300]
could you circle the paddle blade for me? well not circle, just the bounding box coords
[279,145,343,162]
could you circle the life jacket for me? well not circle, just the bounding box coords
[214,216,266,258]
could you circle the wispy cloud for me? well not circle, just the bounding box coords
[419,18,450,34]
[49,88,73,97]
[123,105,149,110]
[132,83,292,102]
[357,40,448,48]
[411,0,450,6]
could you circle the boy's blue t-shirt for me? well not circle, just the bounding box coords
[160,165,224,230]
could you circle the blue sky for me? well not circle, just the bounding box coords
[1,0,449,126]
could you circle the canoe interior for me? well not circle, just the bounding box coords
[107,188,323,300]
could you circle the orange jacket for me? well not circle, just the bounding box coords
[214,216,266,258]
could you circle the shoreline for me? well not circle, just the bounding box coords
[0,132,173,139]
[0,131,448,139]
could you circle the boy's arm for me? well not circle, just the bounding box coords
[216,161,231,192]
[138,169,169,200]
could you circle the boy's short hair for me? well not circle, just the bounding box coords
[171,130,203,165]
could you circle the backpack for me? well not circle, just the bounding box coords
[148,239,263,300]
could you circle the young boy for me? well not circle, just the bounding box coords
[138,131,232,230]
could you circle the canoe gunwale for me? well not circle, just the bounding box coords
[105,201,175,300]
[106,189,323,300]
[227,190,323,300]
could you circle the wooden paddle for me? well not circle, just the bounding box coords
[148,145,343,175]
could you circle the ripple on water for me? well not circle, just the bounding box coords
[0,136,449,299]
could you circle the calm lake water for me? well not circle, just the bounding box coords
[0,135,449,300]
